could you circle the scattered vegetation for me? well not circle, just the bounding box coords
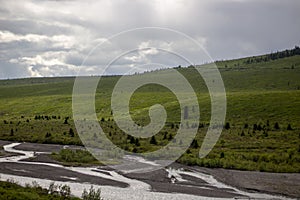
[0,180,105,200]
[51,149,101,166]
[0,180,79,200]
[0,47,300,172]
[82,186,103,200]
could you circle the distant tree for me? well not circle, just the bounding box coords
[220,139,225,147]
[163,132,167,140]
[241,130,245,136]
[244,123,249,129]
[135,138,140,146]
[220,152,225,158]
[48,182,58,195]
[150,136,157,145]
[69,128,75,137]
[171,123,175,129]
[82,186,103,200]
[10,128,14,136]
[63,117,69,124]
[291,65,295,69]
[45,132,51,138]
[263,130,268,137]
[129,137,135,144]
[168,134,173,141]
[224,122,230,130]
[59,184,71,198]
[274,122,280,130]
[287,124,293,130]
[191,139,199,149]
[198,123,204,128]
[132,147,138,153]
[257,124,262,131]
[253,124,258,131]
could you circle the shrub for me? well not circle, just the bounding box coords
[220,152,225,158]
[82,186,103,200]
[51,149,98,165]
[190,139,199,149]
[69,128,75,137]
[150,136,157,145]
[59,184,71,197]
[274,122,280,130]
[287,124,293,130]
[224,122,230,130]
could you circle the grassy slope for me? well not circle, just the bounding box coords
[0,54,299,172]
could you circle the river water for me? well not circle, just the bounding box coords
[0,143,293,200]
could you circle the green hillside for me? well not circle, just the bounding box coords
[0,47,300,172]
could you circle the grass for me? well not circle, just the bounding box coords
[0,180,80,200]
[0,50,299,172]
[51,149,102,167]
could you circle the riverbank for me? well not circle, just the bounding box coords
[123,162,300,199]
[189,166,300,198]
[0,140,299,199]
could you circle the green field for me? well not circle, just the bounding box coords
[0,48,300,172]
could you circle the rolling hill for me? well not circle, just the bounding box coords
[0,47,300,172]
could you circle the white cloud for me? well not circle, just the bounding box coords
[0,0,299,79]
[0,30,48,43]
[0,30,76,49]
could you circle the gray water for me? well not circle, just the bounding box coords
[0,143,293,200]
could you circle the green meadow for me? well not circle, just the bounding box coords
[0,49,300,172]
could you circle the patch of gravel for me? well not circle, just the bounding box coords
[186,166,300,198]
[123,167,245,198]
[0,162,128,188]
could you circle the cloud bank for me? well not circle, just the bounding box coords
[0,0,299,79]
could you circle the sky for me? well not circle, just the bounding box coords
[0,0,299,79]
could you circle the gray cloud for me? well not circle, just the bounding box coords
[0,0,299,79]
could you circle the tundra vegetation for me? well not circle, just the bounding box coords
[0,47,300,172]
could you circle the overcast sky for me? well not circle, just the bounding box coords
[0,0,299,79]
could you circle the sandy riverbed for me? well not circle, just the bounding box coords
[1,140,299,199]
